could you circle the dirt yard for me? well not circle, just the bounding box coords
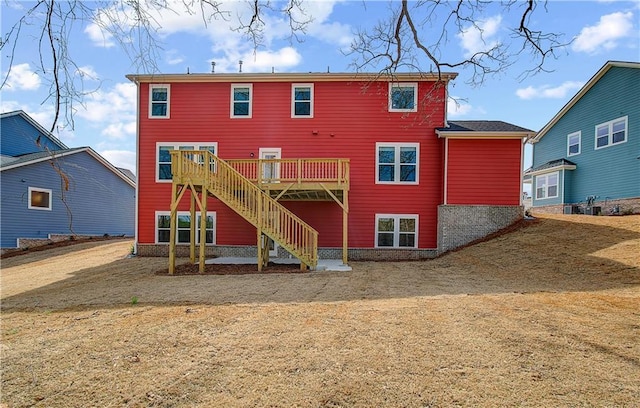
[1,214,639,407]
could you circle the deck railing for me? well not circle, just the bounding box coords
[171,150,318,267]
[226,158,350,187]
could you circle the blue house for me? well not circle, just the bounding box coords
[0,110,136,250]
[525,61,640,215]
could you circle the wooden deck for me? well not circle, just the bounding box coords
[168,151,350,273]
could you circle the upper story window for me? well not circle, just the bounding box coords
[157,143,217,182]
[595,116,627,149]
[231,84,252,118]
[149,84,170,118]
[376,143,419,184]
[375,214,418,248]
[567,131,581,156]
[292,84,313,118]
[535,172,558,200]
[28,187,52,210]
[389,83,418,112]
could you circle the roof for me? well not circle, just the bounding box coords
[436,120,536,139]
[117,167,136,182]
[0,110,69,150]
[530,61,640,143]
[524,158,577,176]
[126,71,458,84]
[0,147,136,188]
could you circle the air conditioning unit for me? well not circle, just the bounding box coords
[585,206,601,216]
[563,205,580,214]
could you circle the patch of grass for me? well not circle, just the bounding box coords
[131,296,139,305]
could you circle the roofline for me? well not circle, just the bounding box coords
[0,110,69,149]
[0,147,136,188]
[524,163,577,176]
[530,60,640,144]
[436,130,536,139]
[126,71,458,84]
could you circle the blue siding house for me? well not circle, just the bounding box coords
[0,110,136,250]
[525,61,640,214]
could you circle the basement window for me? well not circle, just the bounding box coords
[156,211,216,244]
[375,214,418,248]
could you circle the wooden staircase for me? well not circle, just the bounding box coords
[170,150,318,271]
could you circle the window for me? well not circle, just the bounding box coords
[376,143,419,184]
[156,211,216,244]
[157,143,217,182]
[28,187,52,210]
[567,131,581,156]
[149,84,170,118]
[389,83,417,112]
[595,116,627,149]
[292,84,313,117]
[231,84,252,118]
[375,214,418,248]
[535,172,558,200]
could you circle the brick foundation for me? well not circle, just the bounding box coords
[437,205,524,253]
[532,197,640,216]
[135,244,438,261]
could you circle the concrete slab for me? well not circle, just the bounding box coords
[206,257,352,272]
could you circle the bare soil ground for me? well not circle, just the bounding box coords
[1,214,639,407]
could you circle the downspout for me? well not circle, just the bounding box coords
[132,78,141,255]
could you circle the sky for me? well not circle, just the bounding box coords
[1,0,639,181]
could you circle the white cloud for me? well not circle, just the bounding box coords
[84,23,116,48]
[572,11,634,54]
[457,15,502,58]
[75,82,137,141]
[448,96,472,117]
[516,81,584,100]
[3,63,41,91]
[100,149,136,174]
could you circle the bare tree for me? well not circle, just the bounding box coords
[1,0,566,132]
[349,0,567,85]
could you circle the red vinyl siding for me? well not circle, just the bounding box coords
[446,138,522,205]
[137,80,447,249]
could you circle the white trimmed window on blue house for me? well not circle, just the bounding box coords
[389,83,418,112]
[595,116,627,149]
[156,211,216,244]
[376,143,419,184]
[156,143,218,182]
[375,214,418,248]
[149,84,170,118]
[28,187,52,210]
[567,131,581,156]
[535,172,559,200]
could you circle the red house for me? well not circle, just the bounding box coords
[126,72,533,271]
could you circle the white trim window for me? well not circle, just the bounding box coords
[156,142,218,182]
[291,84,314,118]
[595,116,627,149]
[389,82,418,112]
[375,214,418,248]
[156,211,216,245]
[567,131,581,156]
[231,84,252,118]
[535,172,559,200]
[376,143,419,184]
[28,187,52,210]
[149,84,170,118]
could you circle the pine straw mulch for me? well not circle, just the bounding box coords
[154,261,306,276]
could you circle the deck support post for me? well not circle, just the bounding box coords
[342,189,349,265]
[199,188,207,273]
[168,182,178,274]
[190,192,196,264]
